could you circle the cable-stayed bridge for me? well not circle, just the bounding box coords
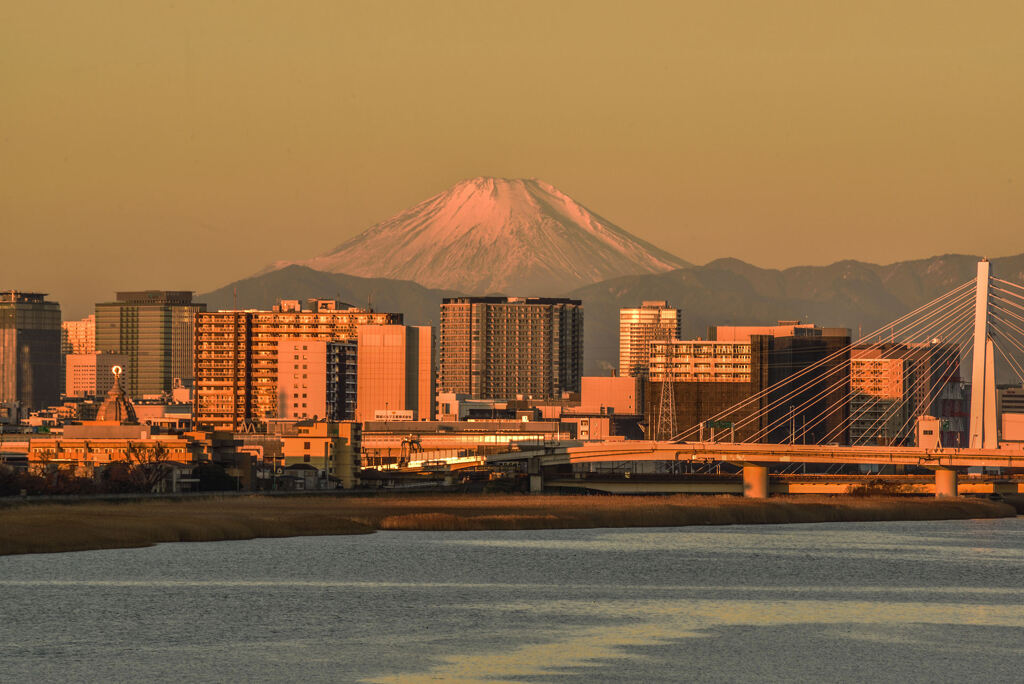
[491,260,1024,497]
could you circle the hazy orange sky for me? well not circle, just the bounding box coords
[2,1,1022,316]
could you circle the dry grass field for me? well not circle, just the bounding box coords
[0,494,1014,556]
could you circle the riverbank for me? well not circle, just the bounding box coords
[0,494,1015,556]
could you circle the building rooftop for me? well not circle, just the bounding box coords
[442,296,582,305]
[108,291,197,305]
[0,291,50,303]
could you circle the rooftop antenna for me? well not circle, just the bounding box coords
[233,287,238,310]
[367,291,374,312]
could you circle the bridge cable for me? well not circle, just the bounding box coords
[736,293,976,444]
[813,307,975,446]
[988,315,1024,375]
[884,323,976,447]
[680,286,974,443]
[814,310,974,447]
[991,337,1024,386]
[668,280,977,442]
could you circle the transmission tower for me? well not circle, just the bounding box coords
[655,378,677,441]
[652,328,677,441]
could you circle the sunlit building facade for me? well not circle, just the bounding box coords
[438,297,583,401]
[356,325,434,422]
[193,299,401,430]
[276,338,357,422]
[618,300,681,377]
[65,352,130,398]
[61,314,95,356]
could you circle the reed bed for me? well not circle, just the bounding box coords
[0,494,1014,556]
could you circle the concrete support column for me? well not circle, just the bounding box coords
[934,468,958,498]
[743,465,769,498]
[528,457,543,494]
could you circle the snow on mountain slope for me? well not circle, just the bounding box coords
[284,177,687,294]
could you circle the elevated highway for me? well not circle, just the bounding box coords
[487,440,1024,497]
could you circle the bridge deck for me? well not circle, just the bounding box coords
[489,440,1024,469]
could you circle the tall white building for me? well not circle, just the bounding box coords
[618,301,681,377]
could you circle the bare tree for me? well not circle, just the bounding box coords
[125,441,172,493]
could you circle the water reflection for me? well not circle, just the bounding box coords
[0,518,1021,683]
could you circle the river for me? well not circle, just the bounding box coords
[1,517,1022,682]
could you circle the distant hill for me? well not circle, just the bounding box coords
[203,254,1024,376]
[200,265,462,327]
[570,253,1024,374]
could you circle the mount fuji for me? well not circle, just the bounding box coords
[277,177,688,295]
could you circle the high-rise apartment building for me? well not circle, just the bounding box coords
[193,299,401,430]
[438,297,583,401]
[0,291,62,412]
[619,300,681,377]
[95,291,205,399]
[61,314,95,356]
[65,352,130,398]
[356,325,434,422]
[276,339,357,421]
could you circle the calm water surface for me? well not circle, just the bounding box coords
[1,518,1022,682]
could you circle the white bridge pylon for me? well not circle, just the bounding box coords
[970,259,998,449]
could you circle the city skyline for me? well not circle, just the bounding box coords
[3,4,1023,680]
[4,2,1023,318]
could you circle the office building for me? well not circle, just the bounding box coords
[95,291,205,399]
[438,296,583,401]
[193,299,401,430]
[276,339,357,421]
[619,300,681,377]
[0,291,62,412]
[65,352,130,398]
[356,324,434,422]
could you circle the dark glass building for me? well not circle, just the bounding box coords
[0,291,62,412]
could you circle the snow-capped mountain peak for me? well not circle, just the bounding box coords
[286,177,687,294]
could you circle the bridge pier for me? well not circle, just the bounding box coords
[528,457,544,493]
[742,465,769,498]
[934,468,958,498]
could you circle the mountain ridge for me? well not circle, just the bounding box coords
[202,252,1024,376]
